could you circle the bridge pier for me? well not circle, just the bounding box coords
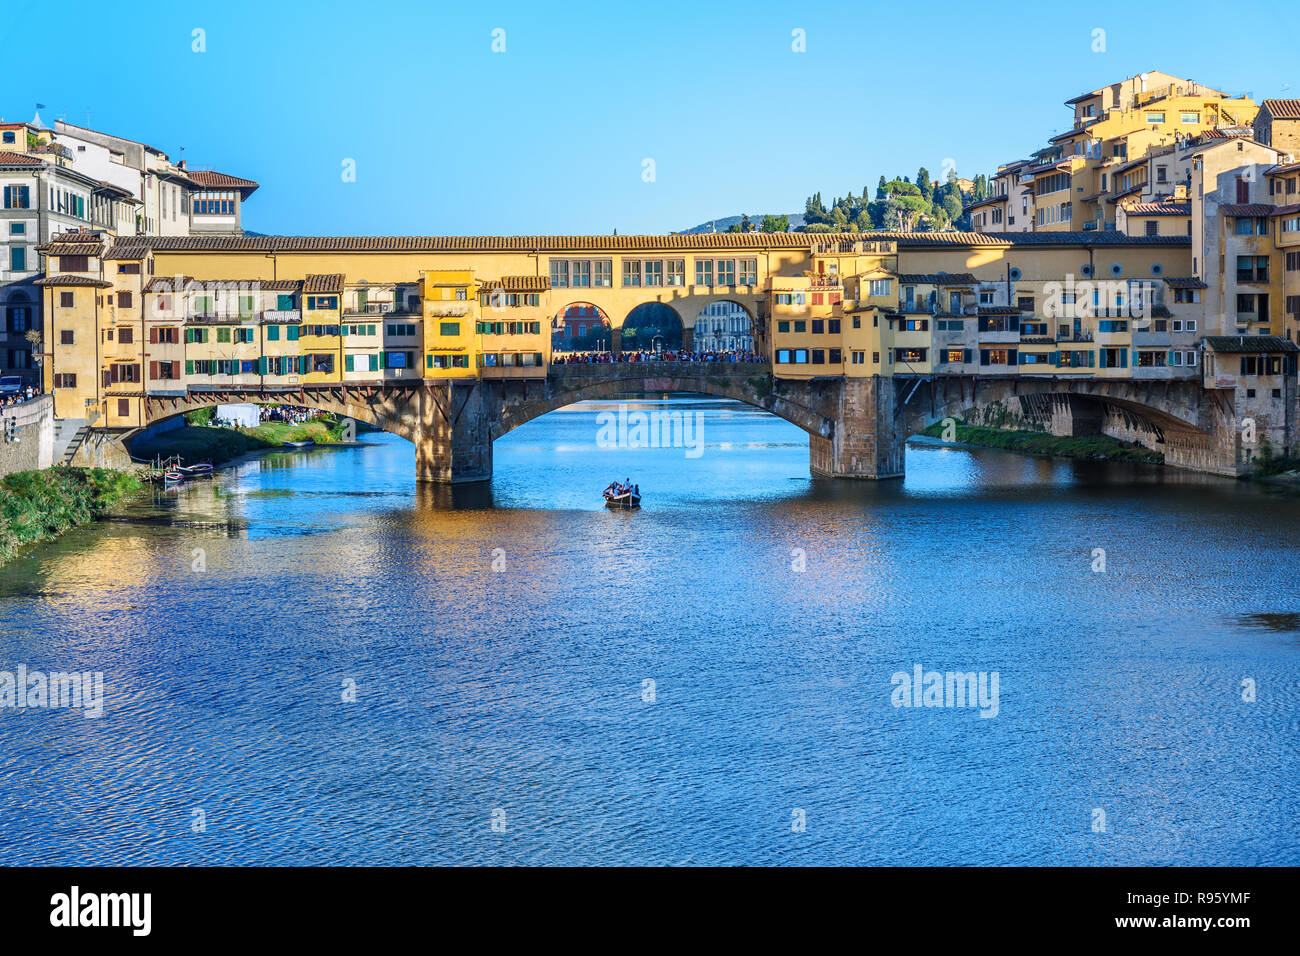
[809,376,905,480]
[413,381,493,483]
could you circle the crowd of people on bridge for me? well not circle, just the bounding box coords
[260,405,318,424]
[552,349,764,365]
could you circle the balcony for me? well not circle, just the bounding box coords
[186,311,259,323]
[807,275,842,289]
[345,302,397,316]
[263,309,301,323]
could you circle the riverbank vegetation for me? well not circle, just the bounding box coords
[0,467,142,564]
[916,423,1164,464]
[128,410,349,466]
[1248,442,1300,481]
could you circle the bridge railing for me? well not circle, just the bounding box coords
[551,359,771,377]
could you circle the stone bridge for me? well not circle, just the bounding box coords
[90,363,1248,480]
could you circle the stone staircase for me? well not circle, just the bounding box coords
[53,418,88,466]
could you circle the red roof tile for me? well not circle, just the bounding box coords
[303,274,344,294]
[1261,99,1300,120]
[1219,204,1275,217]
[187,170,259,194]
[34,275,112,287]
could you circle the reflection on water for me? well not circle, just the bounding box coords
[0,396,1297,866]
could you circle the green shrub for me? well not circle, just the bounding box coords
[0,467,142,564]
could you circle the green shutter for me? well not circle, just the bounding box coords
[277,294,293,310]
[345,354,354,372]
[287,325,299,340]
[369,354,379,371]
[258,356,267,374]
[185,360,194,374]
[379,351,386,369]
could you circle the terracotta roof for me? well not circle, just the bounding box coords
[1269,202,1300,217]
[1080,191,1105,203]
[1260,99,1300,120]
[1219,204,1275,217]
[39,240,106,256]
[479,276,551,292]
[1203,335,1299,353]
[93,180,136,201]
[0,153,43,167]
[1110,156,1148,177]
[143,276,194,293]
[1107,183,1146,201]
[1025,159,1074,175]
[187,169,259,194]
[1049,127,1090,143]
[125,231,1191,254]
[897,273,976,284]
[104,241,151,260]
[963,195,1006,212]
[1122,202,1190,216]
[46,229,104,243]
[303,273,344,293]
[33,274,112,287]
[1162,277,1207,289]
[1265,161,1300,176]
[250,279,302,291]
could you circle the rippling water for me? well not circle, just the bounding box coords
[1,396,1297,865]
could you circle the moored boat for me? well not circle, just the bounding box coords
[175,461,213,477]
[282,440,315,448]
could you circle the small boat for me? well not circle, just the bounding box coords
[602,481,641,509]
[163,470,185,483]
[175,461,213,477]
[282,440,315,448]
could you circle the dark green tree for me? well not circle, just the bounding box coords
[917,166,933,202]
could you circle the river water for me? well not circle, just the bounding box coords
[0,396,1297,865]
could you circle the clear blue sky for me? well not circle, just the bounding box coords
[5,0,1297,236]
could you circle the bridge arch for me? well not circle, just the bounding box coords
[553,302,611,351]
[120,384,426,447]
[691,299,755,352]
[486,363,832,444]
[894,375,1233,474]
[619,302,685,352]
